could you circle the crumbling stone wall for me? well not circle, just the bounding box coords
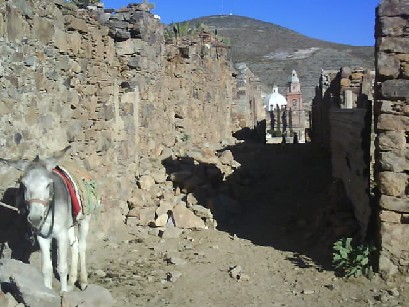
[0,0,262,230]
[375,0,409,278]
[312,67,374,238]
[163,36,235,148]
[232,63,265,141]
[0,1,144,226]
[312,67,373,148]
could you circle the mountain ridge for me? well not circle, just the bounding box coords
[179,15,374,104]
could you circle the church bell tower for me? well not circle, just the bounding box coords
[286,70,302,110]
[285,70,305,141]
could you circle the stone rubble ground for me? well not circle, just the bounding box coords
[1,143,408,306]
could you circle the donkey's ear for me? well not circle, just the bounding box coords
[0,158,30,171]
[53,145,72,160]
[44,146,71,171]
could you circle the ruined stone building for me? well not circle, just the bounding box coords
[0,0,407,282]
[0,0,264,234]
[232,63,265,141]
[312,66,374,241]
[374,0,409,279]
[312,0,409,277]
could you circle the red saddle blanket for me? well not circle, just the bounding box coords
[53,167,82,218]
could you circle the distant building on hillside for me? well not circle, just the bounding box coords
[264,70,306,142]
[286,70,305,141]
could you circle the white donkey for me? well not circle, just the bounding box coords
[0,146,93,292]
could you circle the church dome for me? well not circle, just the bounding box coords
[264,85,287,111]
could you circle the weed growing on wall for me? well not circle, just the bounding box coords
[181,134,190,142]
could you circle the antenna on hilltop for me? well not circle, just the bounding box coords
[221,0,224,15]
[233,0,237,15]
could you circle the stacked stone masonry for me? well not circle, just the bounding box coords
[0,0,263,231]
[375,0,409,278]
[312,67,374,149]
[232,62,265,141]
[312,66,374,238]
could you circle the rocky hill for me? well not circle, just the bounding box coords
[183,15,374,104]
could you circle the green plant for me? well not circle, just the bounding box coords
[164,28,174,40]
[270,131,282,137]
[67,0,99,8]
[276,107,281,134]
[200,45,209,58]
[142,0,155,10]
[171,22,193,38]
[180,134,190,142]
[332,237,376,278]
[219,37,231,46]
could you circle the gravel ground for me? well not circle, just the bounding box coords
[84,143,408,306]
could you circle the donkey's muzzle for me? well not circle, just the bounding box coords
[27,215,44,228]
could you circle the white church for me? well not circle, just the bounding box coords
[264,70,306,142]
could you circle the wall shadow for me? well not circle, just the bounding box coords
[162,131,336,271]
[1,188,70,287]
[161,156,223,214]
[218,141,334,269]
[0,187,37,262]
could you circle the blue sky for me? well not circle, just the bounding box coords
[103,0,381,46]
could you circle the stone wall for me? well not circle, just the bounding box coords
[232,63,265,141]
[312,67,373,149]
[0,0,262,231]
[375,0,409,278]
[329,109,371,237]
[312,67,374,238]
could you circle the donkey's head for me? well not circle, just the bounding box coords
[0,146,71,228]
[21,156,56,227]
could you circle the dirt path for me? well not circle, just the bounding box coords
[85,143,408,306]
